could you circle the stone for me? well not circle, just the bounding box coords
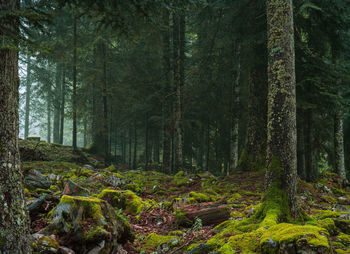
[25,169,51,189]
[58,246,75,254]
[188,244,210,254]
[62,179,90,196]
[32,233,60,254]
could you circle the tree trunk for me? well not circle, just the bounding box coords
[161,8,171,173]
[145,115,149,170]
[0,0,31,251]
[24,54,31,139]
[229,43,240,174]
[53,63,61,143]
[305,110,316,182]
[102,42,109,161]
[133,123,138,169]
[297,115,306,180]
[265,0,299,218]
[72,16,77,149]
[173,12,183,171]
[129,124,132,168]
[59,65,66,144]
[334,110,346,179]
[47,82,52,143]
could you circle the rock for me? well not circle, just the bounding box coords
[332,204,350,212]
[27,194,59,218]
[82,164,95,171]
[87,241,105,254]
[334,219,350,234]
[43,195,133,252]
[188,244,210,254]
[58,246,75,254]
[338,196,350,205]
[62,179,90,196]
[27,136,41,141]
[25,169,51,189]
[32,233,60,254]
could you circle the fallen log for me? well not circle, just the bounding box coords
[178,205,230,226]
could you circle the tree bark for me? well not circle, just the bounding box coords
[102,42,109,161]
[173,12,183,171]
[0,0,31,251]
[24,54,31,139]
[229,43,240,174]
[265,0,299,218]
[72,16,77,149]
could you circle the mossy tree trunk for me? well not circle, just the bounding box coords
[0,0,32,251]
[265,0,299,218]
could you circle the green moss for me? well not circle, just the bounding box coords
[313,209,342,220]
[86,226,110,242]
[336,248,350,254]
[219,229,263,253]
[143,233,179,250]
[338,233,350,247]
[306,218,336,235]
[60,195,104,220]
[260,223,330,253]
[174,209,192,227]
[98,189,147,214]
[227,193,242,203]
[321,195,337,204]
[187,191,213,203]
[168,230,183,237]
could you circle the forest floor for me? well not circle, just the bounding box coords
[22,139,350,254]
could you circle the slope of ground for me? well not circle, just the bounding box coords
[22,142,350,253]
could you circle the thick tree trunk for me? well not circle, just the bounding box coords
[0,0,31,251]
[265,0,299,218]
[334,110,346,180]
[173,12,183,171]
[53,63,62,143]
[229,43,240,174]
[72,16,77,149]
[59,65,66,144]
[24,54,31,138]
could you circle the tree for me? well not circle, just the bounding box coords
[0,0,31,252]
[264,0,298,218]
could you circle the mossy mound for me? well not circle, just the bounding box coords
[142,233,180,252]
[98,189,149,214]
[260,223,331,253]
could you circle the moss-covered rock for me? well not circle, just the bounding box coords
[142,233,179,251]
[260,223,331,254]
[98,189,149,214]
[45,195,133,252]
[32,234,60,254]
[187,191,214,204]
